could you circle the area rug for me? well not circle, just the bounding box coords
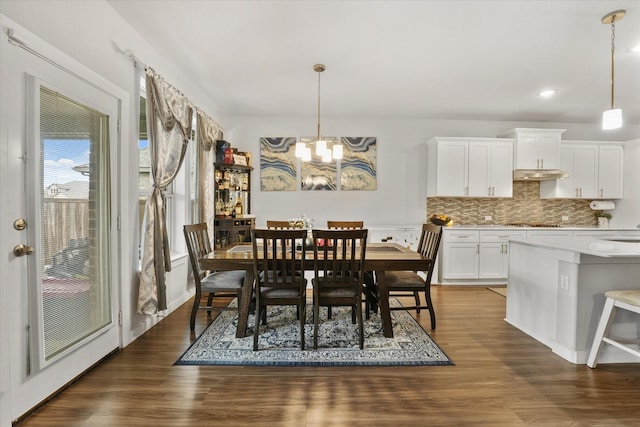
[487,287,507,297]
[176,298,453,367]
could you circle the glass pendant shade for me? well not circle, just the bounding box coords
[301,147,312,162]
[602,108,622,130]
[321,148,332,162]
[315,139,327,156]
[295,142,307,158]
[332,144,343,160]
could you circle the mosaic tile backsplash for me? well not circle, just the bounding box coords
[427,181,597,226]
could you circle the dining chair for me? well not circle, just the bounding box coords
[327,220,372,318]
[327,220,365,230]
[266,220,294,229]
[251,228,308,351]
[384,223,443,329]
[183,223,245,331]
[312,228,368,349]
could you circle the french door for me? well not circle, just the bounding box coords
[0,23,121,423]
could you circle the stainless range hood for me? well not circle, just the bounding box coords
[513,169,569,181]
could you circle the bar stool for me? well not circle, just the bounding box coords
[587,290,640,368]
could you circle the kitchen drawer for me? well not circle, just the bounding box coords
[479,230,527,242]
[443,229,479,242]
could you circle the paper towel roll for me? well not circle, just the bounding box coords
[590,200,615,210]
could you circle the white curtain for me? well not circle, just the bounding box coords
[197,111,222,236]
[137,70,193,314]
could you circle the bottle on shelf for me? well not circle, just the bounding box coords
[234,196,243,217]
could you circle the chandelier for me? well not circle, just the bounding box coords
[295,64,343,162]
[601,9,625,130]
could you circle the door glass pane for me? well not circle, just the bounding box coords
[40,86,112,361]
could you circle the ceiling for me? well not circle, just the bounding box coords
[107,1,640,126]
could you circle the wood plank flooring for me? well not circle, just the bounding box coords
[17,286,640,426]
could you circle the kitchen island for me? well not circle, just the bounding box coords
[506,236,640,364]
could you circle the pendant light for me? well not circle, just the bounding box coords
[601,10,625,130]
[295,64,343,161]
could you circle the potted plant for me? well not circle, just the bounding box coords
[594,210,612,228]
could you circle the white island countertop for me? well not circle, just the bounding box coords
[506,236,640,364]
[508,236,640,258]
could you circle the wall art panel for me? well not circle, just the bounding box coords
[259,137,297,191]
[340,137,377,191]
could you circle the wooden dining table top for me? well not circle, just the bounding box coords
[199,242,429,269]
[198,242,431,338]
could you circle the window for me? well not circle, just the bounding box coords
[138,76,195,259]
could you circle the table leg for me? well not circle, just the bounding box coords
[376,270,393,338]
[236,268,254,338]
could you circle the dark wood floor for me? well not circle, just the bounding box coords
[18,286,640,426]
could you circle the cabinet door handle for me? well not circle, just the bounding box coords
[600,188,604,198]
[488,186,491,196]
[540,159,544,169]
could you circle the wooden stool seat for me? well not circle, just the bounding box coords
[587,289,640,368]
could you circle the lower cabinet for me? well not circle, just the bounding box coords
[440,229,526,283]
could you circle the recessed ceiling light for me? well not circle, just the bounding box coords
[632,44,640,54]
[538,89,556,97]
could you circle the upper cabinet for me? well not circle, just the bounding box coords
[427,137,513,197]
[540,142,624,199]
[500,128,565,170]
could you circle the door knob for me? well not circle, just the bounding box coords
[13,244,34,257]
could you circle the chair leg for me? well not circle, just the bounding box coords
[253,305,265,351]
[313,299,320,350]
[299,300,306,350]
[587,298,617,368]
[207,292,214,316]
[413,291,421,314]
[328,306,332,319]
[356,302,364,350]
[190,289,202,331]
[424,288,436,329]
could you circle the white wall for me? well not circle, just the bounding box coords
[224,115,640,228]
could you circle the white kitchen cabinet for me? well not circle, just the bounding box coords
[441,230,479,280]
[597,144,624,199]
[440,229,525,282]
[427,137,513,197]
[540,142,623,199]
[500,128,565,170]
[478,230,526,279]
[468,141,513,197]
[427,138,468,197]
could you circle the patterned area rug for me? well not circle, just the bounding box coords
[176,299,453,367]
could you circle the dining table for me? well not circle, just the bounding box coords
[199,241,432,338]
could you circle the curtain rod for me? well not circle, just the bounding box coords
[122,48,224,132]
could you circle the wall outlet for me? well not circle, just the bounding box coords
[561,215,569,221]
[484,215,492,221]
[560,274,570,290]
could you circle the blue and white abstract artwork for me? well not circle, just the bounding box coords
[340,137,377,191]
[260,137,297,191]
[301,157,337,191]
